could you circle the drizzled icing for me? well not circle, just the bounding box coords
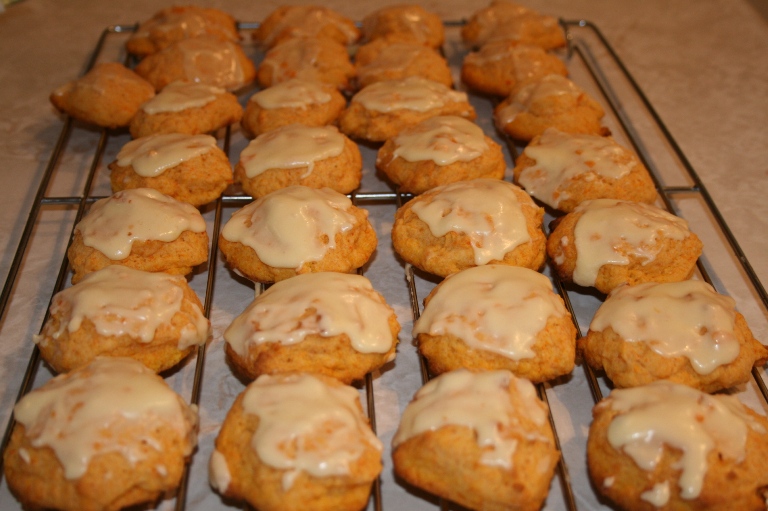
[224,272,395,356]
[13,357,196,480]
[590,281,741,374]
[75,188,207,261]
[242,373,381,490]
[391,116,488,165]
[411,179,532,265]
[260,6,358,47]
[249,79,333,109]
[140,81,222,114]
[570,199,691,287]
[175,36,247,91]
[221,186,358,269]
[115,133,217,177]
[414,265,568,359]
[601,381,764,500]
[38,265,208,349]
[353,76,469,113]
[519,129,638,208]
[392,369,550,469]
[495,74,583,126]
[239,124,346,178]
[208,449,231,492]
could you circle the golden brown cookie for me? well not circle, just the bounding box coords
[461,0,566,50]
[361,4,445,48]
[495,74,608,142]
[129,81,243,138]
[209,372,382,511]
[376,115,505,194]
[546,199,703,294]
[67,188,209,284]
[109,133,233,207]
[415,265,576,382]
[580,280,768,393]
[134,35,256,92]
[392,369,558,511]
[234,124,362,198]
[339,77,477,143]
[3,357,198,511]
[126,5,239,57]
[253,5,360,49]
[241,79,347,139]
[222,272,399,383]
[513,128,657,212]
[587,381,768,511]
[392,179,546,278]
[49,62,155,129]
[354,38,453,90]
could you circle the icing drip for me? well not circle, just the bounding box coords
[116,133,217,177]
[140,81,221,114]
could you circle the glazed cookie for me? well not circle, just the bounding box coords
[392,369,558,511]
[587,381,768,511]
[461,0,566,50]
[3,357,198,511]
[49,62,155,129]
[234,124,362,198]
[109,133,233,207]
[129,81,243,138]
[580,280,768,393]
[376,115,505,194]
[547,199,703,294]
[513,128,657,212]
[361,4,445,48]
[134,35,256,92]
[210,373,382,511]
[256,36,356,91]
[339,77,477,143]
[67,188,209,284]
[415,265,576,382]
[219,186,377,283]
[253,5,359,49]
[461,40,568,97]
[222,272,399,383]
[354,38,453,90]
[392,178,547,277]
[126,5,239,57]
[241,79,347,139]
[35,265,209,374]
[494,74,608,142]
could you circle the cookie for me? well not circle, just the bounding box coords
[354,38,453,90]
[546,199,703,294]
[209,373,382,511]
[392,369,558,511]
[392,178,546,277]
[49,62,155,129]
[461,0,566,50]
[67,188,209,284]
[376,115,506,194]
[513,128,657,212]
[253,5,359,48]
[361,4,445,48]
[234,124,362,198]
[223,271,398,383]
[109,133,233,206]
[3,357,198,511]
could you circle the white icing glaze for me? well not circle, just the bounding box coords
[465,41,554,84]
[354,76,469,113]
[239,124,346,179]
[590,281,741,374]
[176,36,246,91]
[13,357,195,479]
[363,6,435,43]
[134,8,236,42]
[495,74,583,127]
[261,6,358,47]
[115,133,217,177]
[641,482,671,507]
[261,37,324,84]
[358,42,421,78]
[75,188,207,261]
[414,265,568,359]
[469,1,532,45]
[603,381,763,500]
[224,272,394,356]
[208,449,231,493]
[391,115,488,165]
[221,186,358,269]
[411,179,533,265]
[41,265,208,349]
[570,199,691,287]
[392,369,550,469]
[243,373,381,490]
[140,80,222,114]
[250,78,332,109]
[519,128,638,208]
